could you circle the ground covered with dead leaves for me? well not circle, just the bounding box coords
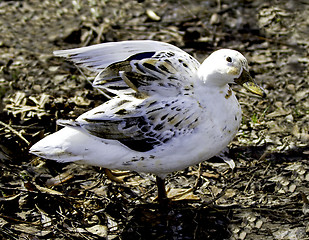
[0,0,308,239]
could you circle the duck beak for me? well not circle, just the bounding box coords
[234,69,266,98]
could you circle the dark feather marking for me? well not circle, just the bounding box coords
[154,122,165,131]
[76,62,87,66]
[115,109,127,115]
[161,114,168,121]
[100,61,132,77]
[187,118,199,128]
[140,125,150,133]
[107,85,130,90]
[113,99,130,108]
[174,119,183,128]
[171,106,182,111]
[146,107,164,114]
[166,52,175,57]
[96,66,106,70]
[92,111,105,115]
[119,138,160,152]
[167,113,179,122]
[70,53,79,57]
[142,62,161,73]
[121,118,140,130]
[148,101,157,108]
[164,59,172,64]
[184,112,195,121]
[122,71,158,89]
[127,52,156,61]
[167,83,177,88]
[135,63,147,74]
[157,64,170,73]
[178,59,188,68]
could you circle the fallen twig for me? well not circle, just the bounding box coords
[0,120,30,145]
[0,121,30,145]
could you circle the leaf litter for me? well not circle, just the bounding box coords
[0,0,308,239]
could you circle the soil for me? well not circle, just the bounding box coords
[0,0,308,239]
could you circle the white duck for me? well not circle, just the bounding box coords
[30,40,265,202]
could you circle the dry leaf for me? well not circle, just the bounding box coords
[167,188,200,201]
[86,225,108,237]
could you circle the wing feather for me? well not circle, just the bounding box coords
[92,50,199,97]
[55,41,202,152]
[53,40,184,71]
[59,97,201,152]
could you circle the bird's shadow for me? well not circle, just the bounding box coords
[120,202,231,240]
[118,143,309,240]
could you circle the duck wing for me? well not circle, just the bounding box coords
[55,41,202,152]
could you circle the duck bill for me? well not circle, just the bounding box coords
[234,70,266,98]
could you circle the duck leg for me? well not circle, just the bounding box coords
[156,176,168,203]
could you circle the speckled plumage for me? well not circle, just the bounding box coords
[30,40,265,179]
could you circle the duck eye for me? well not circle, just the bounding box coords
[226,56,232,62]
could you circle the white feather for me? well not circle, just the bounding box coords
[53,40,183,71]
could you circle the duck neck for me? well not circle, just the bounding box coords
[195,79,231,108]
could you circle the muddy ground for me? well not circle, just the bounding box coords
[0,0,308,239]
